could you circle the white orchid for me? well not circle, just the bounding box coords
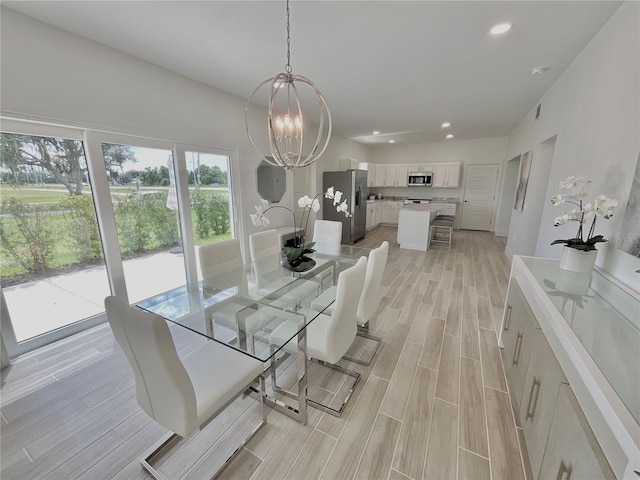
[550,175,618,251]
[251,187,351,262]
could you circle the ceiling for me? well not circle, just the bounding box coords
[3,1,622,146]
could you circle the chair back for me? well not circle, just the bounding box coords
[198,239,246,293]
[357,241,389,325]
[326,256,367,363]
[249,230,282,290]
[313,220,343,255]
[104,296,197,438]
[249,229,280,260]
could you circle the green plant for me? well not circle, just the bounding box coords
[550,175,618,251]
[114,195,151,254]
[191,191,230,239]
[0,198,55,273]
[141,192,179,247]
[61,194,103,261]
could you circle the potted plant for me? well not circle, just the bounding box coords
[251,187,351,271]
[550,175,618,273]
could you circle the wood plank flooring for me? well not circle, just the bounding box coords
[0,227,527,480]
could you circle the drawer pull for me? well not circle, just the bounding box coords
[512,332,523,366]
[504,305,512,332]
[525,376,541,420]
[556,459,572,480]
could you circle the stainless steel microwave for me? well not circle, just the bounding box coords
[407,172,433,186]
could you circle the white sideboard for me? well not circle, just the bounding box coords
[501,256,639,479]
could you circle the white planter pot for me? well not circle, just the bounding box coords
[559,246,597,274]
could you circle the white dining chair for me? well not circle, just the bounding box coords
[268,256,367,417]
[249,229,318,307]
[311,220,343,289]
[199,239,274,354]
[310,240,389,365]
[104,296,266,480]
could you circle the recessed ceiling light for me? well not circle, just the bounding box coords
[373,130,380,135]
[389,140,395,144]
[490,23,512,35]
[446,134,454,139]
[441,122,451,128]
[531,66,550,75]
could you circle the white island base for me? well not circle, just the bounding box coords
[397,206,443,251]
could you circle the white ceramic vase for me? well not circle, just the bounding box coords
[559,246,597,274]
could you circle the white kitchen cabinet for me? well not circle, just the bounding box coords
[396,164,408,186]
[381,202,394,224]
[500,256,638,479]
[520,331,567,478]
[339,158,360,170]
[407,163,433,173]
[538,384,615,480]
[374,164,386,187]
[367,165,377,187]
[383,164,408,187]
[501,279,539,410]
[432,162,461,188]
[366,201,382,231]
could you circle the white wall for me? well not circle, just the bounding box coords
[0,7,370,258]
[369,137,508,229]
[495,155,520,236]
[504,1,639,292]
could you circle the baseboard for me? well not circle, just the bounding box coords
[495,231,508,237]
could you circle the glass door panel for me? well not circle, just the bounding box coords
[185,151,234,280]
[102,143,186,302]
[0,132,111,342]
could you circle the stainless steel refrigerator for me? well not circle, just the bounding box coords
[322,170,368,243]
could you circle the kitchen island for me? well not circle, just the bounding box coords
[397,204,444,251]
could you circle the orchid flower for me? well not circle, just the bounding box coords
[550,175,618,251]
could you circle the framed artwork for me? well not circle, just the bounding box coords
[514,150,533,212]
[617,153,640,257]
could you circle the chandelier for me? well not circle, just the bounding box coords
[245,0,332,169]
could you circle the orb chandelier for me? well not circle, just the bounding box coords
[245,0,332,169]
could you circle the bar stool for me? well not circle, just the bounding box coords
[430,215,454,251]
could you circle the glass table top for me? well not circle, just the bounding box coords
[137,244,370,363]
[520,256,640,424]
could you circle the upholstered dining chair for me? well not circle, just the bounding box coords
[104,296,266,480]
[198,239,274,354]
[310,240,389,365]
[268,256,367,417]
[249,229,317,306]
[311,219,343,289]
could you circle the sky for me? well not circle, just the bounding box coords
[127,147,229,173]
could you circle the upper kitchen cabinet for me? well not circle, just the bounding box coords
[383,164,408,187]
[339,158,361,170]
[408,163,433,173]
[432,162,461,188]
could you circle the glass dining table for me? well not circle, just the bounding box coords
[136,243,370,424]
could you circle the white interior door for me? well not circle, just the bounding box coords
[461,164,500,231]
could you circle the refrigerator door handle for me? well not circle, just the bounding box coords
[355,186,361,207]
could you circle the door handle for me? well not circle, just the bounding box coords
[512,332,523,366]
[556,460,572,480]
[504,305,512,332]
[525,376,541,420]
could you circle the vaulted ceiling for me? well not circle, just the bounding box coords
[4,1,622,145]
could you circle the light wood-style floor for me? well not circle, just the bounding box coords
[1,227,528,480]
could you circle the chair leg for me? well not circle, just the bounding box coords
[307,360,360,417]
[141,433,182,480]
[141,375,267,480]
[342,328,382,366]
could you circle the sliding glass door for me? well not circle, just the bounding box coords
[1,121,242,358]
[0,125,111,351]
